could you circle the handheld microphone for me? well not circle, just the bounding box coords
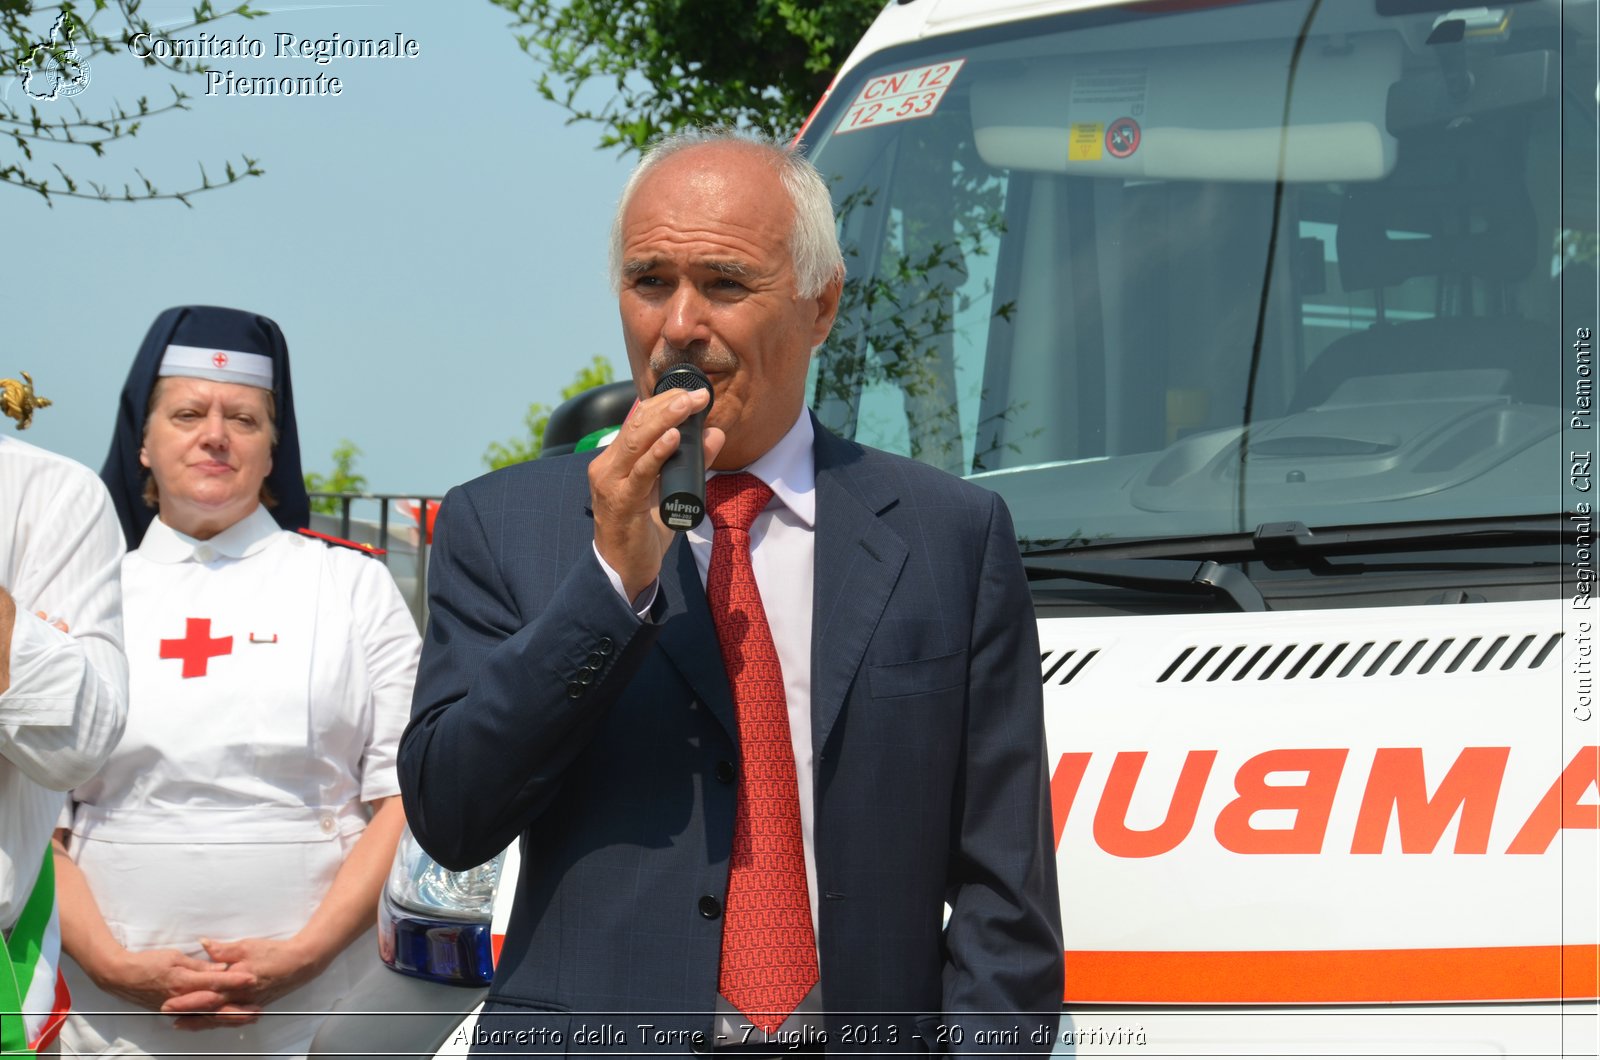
[653,363,714,532]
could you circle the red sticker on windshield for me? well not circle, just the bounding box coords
[834,59,966,135]
[1105,117,1141,158]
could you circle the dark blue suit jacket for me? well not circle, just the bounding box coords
[399,422,1061,1054]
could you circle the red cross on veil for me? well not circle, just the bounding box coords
[159,617,233,678]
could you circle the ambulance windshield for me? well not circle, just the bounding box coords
[803,0,1595,550]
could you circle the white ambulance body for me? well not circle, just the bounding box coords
[793,1,1596,1053]
[317,1,1598,1056]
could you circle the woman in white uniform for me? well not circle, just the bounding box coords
[52,306,419,1058]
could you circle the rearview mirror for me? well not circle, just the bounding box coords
[971,32,1401,182]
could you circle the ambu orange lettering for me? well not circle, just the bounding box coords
[1093,750,1218,858]
[1506,745,1600,854]
[1351,747,1510,854]
[1214,748,1348,854]
[1050,752,1092,848]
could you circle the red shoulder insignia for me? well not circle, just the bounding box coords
[297,527,386,557]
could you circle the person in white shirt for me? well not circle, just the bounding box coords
[54,305,420,1060]
[1,429,128,1057]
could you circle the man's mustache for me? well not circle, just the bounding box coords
[648,346,738,377]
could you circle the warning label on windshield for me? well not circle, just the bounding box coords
[1070,68,1147,109]
[1067,68,1147,165]
[1105,117,1141,158]
[833,59,966,135]
[1069,124,1103,161]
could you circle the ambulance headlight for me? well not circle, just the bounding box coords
[385,827,502,919]
[377,826,503,986]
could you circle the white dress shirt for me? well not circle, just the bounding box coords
[598,411,822,1040]
[0,435,128,930]
[601,413,818,910]
[683,411,819,927]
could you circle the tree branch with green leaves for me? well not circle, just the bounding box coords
[3,1,265,204]
[303,439,368,514]
[485,0,880,152]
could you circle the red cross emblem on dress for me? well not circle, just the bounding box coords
[212,351,229,369]
[159,617,233,678]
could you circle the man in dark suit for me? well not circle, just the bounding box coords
[399,130,1061,1055]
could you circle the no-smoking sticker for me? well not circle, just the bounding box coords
[1105,117,1140,158]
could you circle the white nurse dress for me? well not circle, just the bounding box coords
[59,506,419,1059]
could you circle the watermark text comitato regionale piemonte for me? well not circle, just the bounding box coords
[127,30,422,97]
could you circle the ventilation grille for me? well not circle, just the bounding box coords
[1156,631,1562,684]
[1040,648,1100,686]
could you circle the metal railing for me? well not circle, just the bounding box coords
[307,492,442,631]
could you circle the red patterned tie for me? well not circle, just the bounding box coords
[706,472,818,1033]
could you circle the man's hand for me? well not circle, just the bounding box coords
[588,386,724,600]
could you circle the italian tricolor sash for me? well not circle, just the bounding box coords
[1,847,69,1057]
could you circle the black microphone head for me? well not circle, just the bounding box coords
[652,363,714,413]
[652,363,714,533]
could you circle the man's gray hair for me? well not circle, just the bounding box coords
[609,127,845,299]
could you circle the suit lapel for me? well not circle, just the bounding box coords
[646,424,908,750]
[653,533,738,738]
[810,424,907,755]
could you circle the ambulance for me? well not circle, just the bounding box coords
[314,0,1598,1055]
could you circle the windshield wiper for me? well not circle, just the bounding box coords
[1248,519,1562,559]
[1023,557,1267,612]
[1019,517,1563,609]
[1020,516,1564,565]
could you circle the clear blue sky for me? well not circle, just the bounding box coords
[8,1,635,498]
